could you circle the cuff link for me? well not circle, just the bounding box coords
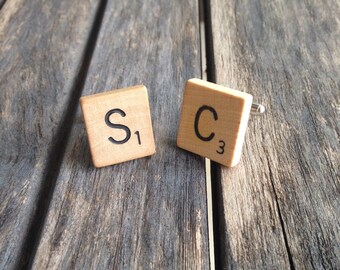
[177,78,265,167]
[80,85,156,168]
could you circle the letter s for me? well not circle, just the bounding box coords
[105,109,131,144]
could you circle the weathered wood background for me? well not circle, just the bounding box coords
[0,0,103,268]
[207,0,339,269]
[0,0,339,269]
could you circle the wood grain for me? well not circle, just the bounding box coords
[31,0,209,269]
[0,0,102,268]
[207,0,340,268]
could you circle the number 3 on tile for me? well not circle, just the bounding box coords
[216,140,225,154]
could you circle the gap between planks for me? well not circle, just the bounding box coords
[20,0,109,268]
[0,0,7,10]
[201,0,291,268]
[199,0,215,269]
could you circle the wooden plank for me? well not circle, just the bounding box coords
[0,0,102,269]
[31,0,209,269]
[207,0,340,268]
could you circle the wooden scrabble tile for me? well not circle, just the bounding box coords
[177,79,253,167]
[80,85,156,167]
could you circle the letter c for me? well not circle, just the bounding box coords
[194,105,218,142]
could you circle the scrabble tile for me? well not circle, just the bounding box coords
[177,79,253,167]
[80,85,156,167]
